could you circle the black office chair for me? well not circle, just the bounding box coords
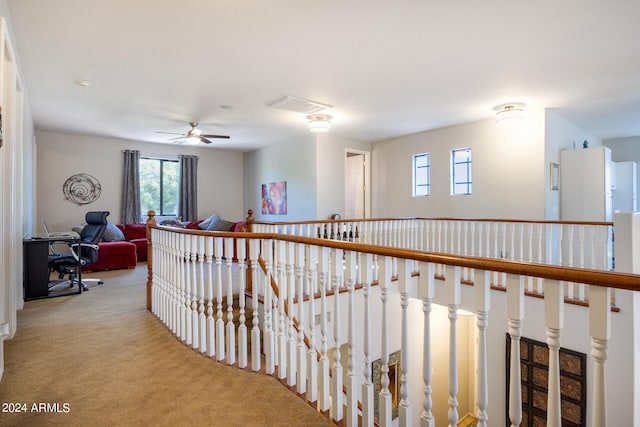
[49,211,109,292]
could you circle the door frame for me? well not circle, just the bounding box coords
[344,148,371,219]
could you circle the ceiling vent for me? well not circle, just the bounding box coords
[268,95,332,114]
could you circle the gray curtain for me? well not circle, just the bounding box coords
[178,155,198,221]
[121,150,141,224]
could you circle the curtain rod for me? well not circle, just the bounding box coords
[121,150,198,161]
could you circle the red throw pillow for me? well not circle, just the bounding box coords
[185,220,203,229]
[125,223,147,240]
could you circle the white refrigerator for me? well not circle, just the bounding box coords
[560,146,613,222]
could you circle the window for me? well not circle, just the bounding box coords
[139,158,179,216]
[412,153,430,196]
[451,148,472,195]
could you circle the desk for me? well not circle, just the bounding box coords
[23,233,82,300]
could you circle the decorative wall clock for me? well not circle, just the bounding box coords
[63,173,102,205]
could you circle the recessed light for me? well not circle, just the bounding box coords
[75,79,91,87]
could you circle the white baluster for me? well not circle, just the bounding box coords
[306,245,318,403]
[362,253,375,427]
[474,270,490,427]
[398,259,412,427]
[237,238,247,368]
[181,234,189,341]
[225,237,236,365]
[567,225,575,299]
[345,251,357,427]
[286,242,296,386]
[330,248,343,422]
[250,239,261,371]
[447,266,461,427]
[215,237,225,361]
[507,274,525,427]
[206,236,215,358]
[295,243,306,393]
[420,262,435,427]
[544,279,564,427]
[263,239,274,374]
[318,246,330,412]
[378,256,392,427]
[198,235,206,353]
[590,285,611,427]
[276,240,287,379]
[190,235,199,350]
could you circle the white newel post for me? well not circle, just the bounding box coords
[225,237,236,365]
[507,274,525,427]
[215,237,225,361]
[447,266,461,427]
[237,238,247,368]
[330,248,344,422]
[295,243,307,393]
[420,262,436,427]
[544,279,564,427]
[198,235,207,353]
[378,256,393,427]
[362,253,375,427]
[249,239,261,372]
[306,245,318,404]
[589,285,610,427]
[345,251,358,427]
[206,236,216,358]
[474,270,490,427]
[398,259,412,427]
[318,246,330,412]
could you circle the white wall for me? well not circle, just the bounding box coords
[0,3,34,380]
[243,134,371,222]
[544,109,602,220]
[35,130,244,232]
[315,133,372,220]
[243,138,317,222]
[372,112,547,220]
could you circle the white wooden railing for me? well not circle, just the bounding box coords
[148,214,639,427]
[255,217,614,307]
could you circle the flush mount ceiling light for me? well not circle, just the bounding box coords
[495,103,525,124]
[307,114,332,133]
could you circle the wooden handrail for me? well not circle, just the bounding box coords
[149,226,640,292]
[251,216,614,227]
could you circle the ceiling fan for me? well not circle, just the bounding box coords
[156,122,230,144]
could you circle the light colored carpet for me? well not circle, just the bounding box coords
[0,264,332,427]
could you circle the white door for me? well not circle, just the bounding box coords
[345,152,365,218]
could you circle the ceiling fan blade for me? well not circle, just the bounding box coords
[156,131,186,136]
[167,136,185,141]
[201,134,231,139]
[200,137,213,144]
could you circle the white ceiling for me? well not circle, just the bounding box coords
[6,0,640,151]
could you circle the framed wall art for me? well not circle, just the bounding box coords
[261,181,287,215]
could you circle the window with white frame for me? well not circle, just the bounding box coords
[412,153,430,196]
[140,157,179,216]
[451,148,472,195]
